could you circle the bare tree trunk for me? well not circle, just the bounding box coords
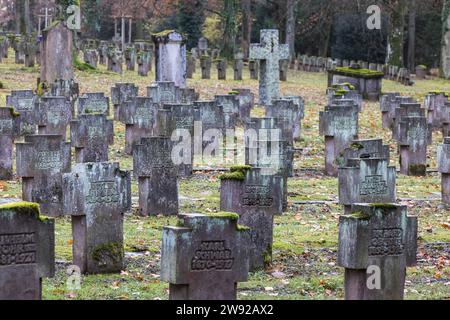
[15,0,22,34]
[441,0,450,78]
[24,0,31,34]
[241,0,252,58]
[407,0,416,72]
[136,19,143,39]
[386,0,406,66]
[286,0,296,58]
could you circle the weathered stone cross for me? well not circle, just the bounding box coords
[250,29,290,106]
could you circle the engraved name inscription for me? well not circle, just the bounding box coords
[368,228,404,256]
[360,175,388,196]
[86,181,119,204]
[241,185,273,207]
[36,151,63,170]
[191,241,234,271]
[0,119,13,134]
[0,233,36,266]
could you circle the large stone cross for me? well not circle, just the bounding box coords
[161,213,250,300]
[250,29,290,106]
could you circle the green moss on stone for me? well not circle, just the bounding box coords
[206,211,240,221]
[409,164,427,176]
[349,211,371,220]
[333,67,384,79]
[92,241,123,263]
[152,30,176,38]
[0,201,48,221]
[230,165,252,173]
[237,224,250,232]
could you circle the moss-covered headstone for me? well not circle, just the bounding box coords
[0,199,55,300]
[6,90,37,136]
[339,158,396,214]
[36,96,72,139]
[220,167,283,270]
[161,213,250,300]
[338,204,417,300]
[77,92,110,116]
[62,162,131,274]
[398,116,428,176]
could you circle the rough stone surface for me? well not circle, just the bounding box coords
[338,204,417,300]
[220,168,283,270]
[161,213,250,300]
[134,137,179,216]
[16,135,71,217]
[63,162,131,274]
[249,30,289,106]
[0,200,55,300]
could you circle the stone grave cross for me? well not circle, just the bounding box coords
[249,29,290,106]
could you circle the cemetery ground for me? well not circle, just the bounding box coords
[0,50,449,300]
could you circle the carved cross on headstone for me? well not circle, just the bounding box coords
[16,135,71,217]
[338,204,417,300]
[134,137,179,216]
[0,108,19,180]
[70,114,114,163]
[161,213,250,300]
[249,29,290,106]
[0,200,55,300]
[62,162,131,274]
[220,167,283,270]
